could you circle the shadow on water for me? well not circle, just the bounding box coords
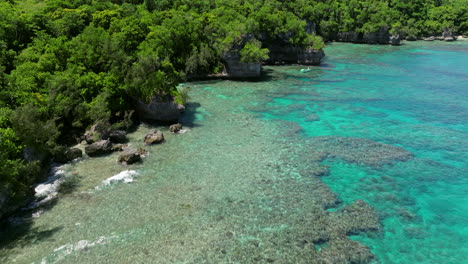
[0,172,82,257]
[0,218,63,254]
[180,101,203,128]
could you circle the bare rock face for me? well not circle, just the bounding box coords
[333,27,400,45]
[144,130,164,145]
[118,149,141,165]
[135,98,185,123]
[85,140,113,157]
[223,51,262,78]
[265,45,325,65]
[169,123,183,133]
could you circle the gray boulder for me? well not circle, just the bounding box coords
[169,123,183,133]
[144,130,164,145]
[112,144,128,151]
[85,140,113,157]
[118,149,141,165]
[109,130,127,143]
[65,148,82,161]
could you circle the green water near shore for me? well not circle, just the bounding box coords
[1,41,467,263]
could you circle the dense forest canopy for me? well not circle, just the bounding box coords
[0,0,467,217]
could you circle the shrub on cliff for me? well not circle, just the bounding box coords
[240,39,269,63]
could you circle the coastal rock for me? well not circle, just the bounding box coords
[109,130,127,143]
[444,37,455,42]
[85,140,113,157]
[118,149,141,165]
[423,36,435,41]
[84,122,111,144]
[223,50,262,78]
[333,27,399,45]
[144,130,164,145]
[111,144,128,152]
[442,28,453,39]
[265,45,325,65]
[135,98,185,123]
[66,148,83,161]
[169,123,183,133]
[390,35,401,46]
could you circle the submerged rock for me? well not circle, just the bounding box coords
[85,140,113,157]
[310,136,412,168]
[144,130,165,145]
[169,123,183,133]
[118,149,141,165]
[305,114,320,122]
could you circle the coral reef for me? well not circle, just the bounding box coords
[309,136,413,168]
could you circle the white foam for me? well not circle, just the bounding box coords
[95,170,138,190]
[27,164,67,210]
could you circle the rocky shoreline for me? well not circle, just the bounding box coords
[0,31,463,221]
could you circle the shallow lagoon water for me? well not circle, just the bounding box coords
[0,41,467,263]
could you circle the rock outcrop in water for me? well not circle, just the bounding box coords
[144,130,165,145]
[118,149,142,165]
[169,123,183,133]
[85,140,114,157]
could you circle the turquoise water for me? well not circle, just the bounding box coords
[256,42,468,263]
[0,41,467,263]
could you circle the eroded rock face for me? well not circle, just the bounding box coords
[223,51,262,78]
[118,149,141,165]
[135,99,185,123]
[85,140,113,157]
[332,27,400,45]
[144,130,164,145]
[264,43,325,65]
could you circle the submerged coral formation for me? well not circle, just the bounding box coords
[310,136,413,168]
